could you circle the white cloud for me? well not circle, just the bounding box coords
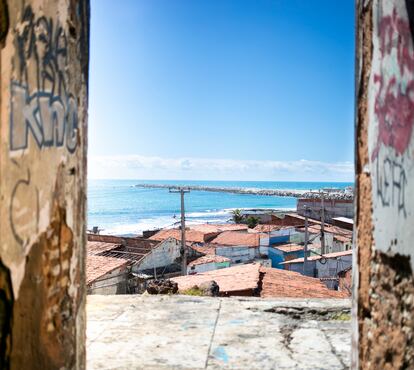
[88,154,354,182]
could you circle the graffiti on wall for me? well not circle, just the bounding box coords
[369,1,414,263]
[10,6,78,152]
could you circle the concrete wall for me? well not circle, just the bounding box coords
[297,199,354,221]
[316,256,352,289]
[187,261,230,274]
[0,1,89,368]
[134,238,181,272]
[88,266,129,295]
[215,246,257,264]
[355,0,414,368]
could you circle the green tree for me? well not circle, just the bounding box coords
[246,216,259,229]
[231,209,243,223]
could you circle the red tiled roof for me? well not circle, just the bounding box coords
[86,255,130,285]
[210,231,265,247]
[189,244,217,256]
[173,263,348,298]
[188,255,231,267]
[87,241,121,256]
[253,224,283,232]
[273,244,306,253]
[280,249,353,265]
[172,264,260,294]
[149,229,218,243]
[86,239,158,285]
[259,267,348,298]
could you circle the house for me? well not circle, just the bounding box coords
[172,263,347,298]
[187,255,231,274]
[280,250,353,290]
[209,231,265,264]
[87,234,204,294]
[267,243,319,269]
[295,224,353,253]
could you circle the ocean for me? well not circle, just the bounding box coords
[87,180,353,236]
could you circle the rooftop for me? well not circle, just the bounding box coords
[209,231,264,247]
[296,224,353,239]
[332,217,354,224]
[173,263,347,298]
[173,263,260,295]
[87,294,351,369]
[280,249,354,265]
[188,255,231,267]
[189,223,248,233]
[260,267,348,298]
[150,228,218,243]
[272,243,314,253]
[86,235,160,285]
[86,255,130,285]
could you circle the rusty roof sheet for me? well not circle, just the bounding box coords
[172,263,261,293]
[280,249,353,265]
[188,255,231,267]
[210,231,265,247]
[259,267,348,298]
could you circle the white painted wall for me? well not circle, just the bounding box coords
[88,267,128,295]
[215,246,258,263]
[135,238,181,272]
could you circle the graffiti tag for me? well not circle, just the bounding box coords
[10,6,78,152]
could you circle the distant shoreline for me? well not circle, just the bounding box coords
[135,183,354,200]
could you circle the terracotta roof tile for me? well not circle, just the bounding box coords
[259,267,348,298]
[253,224,284,232]
[210,231,265,247]
[87,241,121,255]
[86,255,131,285]
[172,264,260,293]
[173,263,348,298]
[149,229,218,243]
[189,244,217,255]
[188,255,231,267]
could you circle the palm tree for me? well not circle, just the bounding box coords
[231,209,243,223]
[246,216,259,229]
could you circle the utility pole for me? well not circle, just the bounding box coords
[320,191,326,255]
[169,187,190,275]
[303,206,309,276]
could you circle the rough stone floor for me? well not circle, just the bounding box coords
[87,295,351,370]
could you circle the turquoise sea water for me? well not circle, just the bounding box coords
[88,180,353,236]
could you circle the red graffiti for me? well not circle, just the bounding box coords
[372,9,414,161]
[378,9,414,74]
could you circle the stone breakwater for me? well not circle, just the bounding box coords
[135,184,354,200]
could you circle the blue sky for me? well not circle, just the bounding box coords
[89,0,355,181]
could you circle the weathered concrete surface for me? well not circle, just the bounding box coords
[87,295,351,369]
[355,0,414,368]
[0,0,89,367]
